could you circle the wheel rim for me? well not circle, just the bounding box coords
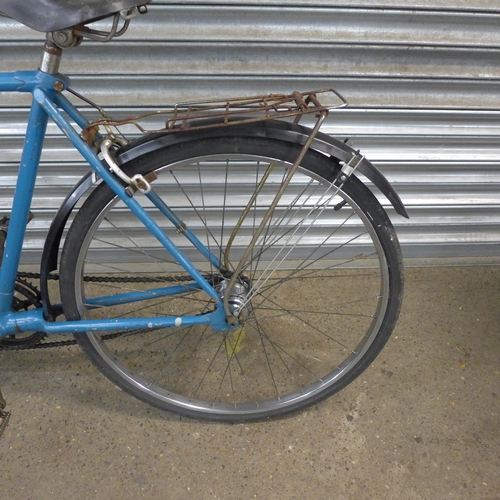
[70,149,392,418]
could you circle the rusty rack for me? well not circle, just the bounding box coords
[82,88,348,139]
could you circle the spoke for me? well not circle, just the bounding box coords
[251,303,376,319]
[248,265,380,327]
[191,333,227,400]
[245,232,375,308]
[168,169,230,276]
[255,266,380,297]
[154,325,197,376]
[247,161,264,281]
[114,295,212,318]
[84,250,177,274]
[253,177,321,253]
[100,217,179,271]
[197,162,214,276]
[168,323,213,391]
[214,327,246,404]
[245,319,326,383]
[246,162,300,280]
[147,323,197,348]
[250,313,294,379]
[247,303,348,333]
[290,232,374,278]
[254,293,355,351]
[220,160,229,269]
[239,168,371,312]
[246,176,334,267]
[242,184,346,304]
[252,315,282,398]
[243,177,320,277]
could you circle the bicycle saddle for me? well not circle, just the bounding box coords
[0,0,151,32]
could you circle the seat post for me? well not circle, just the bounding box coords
[39,39,63,75]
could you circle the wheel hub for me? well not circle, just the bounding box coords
[215,277,253,319]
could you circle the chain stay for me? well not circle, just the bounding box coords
[0,271,205,351]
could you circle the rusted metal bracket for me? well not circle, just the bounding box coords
[222,109,330,324]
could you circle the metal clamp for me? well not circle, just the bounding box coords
[101,138,151,195]
[120,7,141,20]
[339,150,365,182]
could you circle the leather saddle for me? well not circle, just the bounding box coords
[0,0,151,32]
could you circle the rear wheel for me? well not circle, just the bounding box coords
[60,135,403,421]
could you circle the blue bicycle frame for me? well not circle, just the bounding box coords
[0,69,229,337]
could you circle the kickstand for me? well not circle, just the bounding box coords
[0,386,10,438]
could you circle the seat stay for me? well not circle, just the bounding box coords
[55,92,93,130]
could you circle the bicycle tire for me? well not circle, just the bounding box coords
[59,135,403,422]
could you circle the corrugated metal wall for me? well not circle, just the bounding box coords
[1,1,499,264]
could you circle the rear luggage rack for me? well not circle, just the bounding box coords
[82,88,348,139]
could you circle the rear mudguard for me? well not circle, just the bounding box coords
[117,120,408,218]
[41,120,408,319]
[40,171,101,319]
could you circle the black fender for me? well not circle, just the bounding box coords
[41,120,408,319]
[117,120,409,218]
[40,170,101,320]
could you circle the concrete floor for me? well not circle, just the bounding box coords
[0,266,498,500]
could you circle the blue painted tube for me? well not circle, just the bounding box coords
[0,72,26,91]
[86,283,202,308]
[0,306,229,337]
[0,99,49,312]
[146,189,222,270]
[54,92,92,130]
[0,70,70,93]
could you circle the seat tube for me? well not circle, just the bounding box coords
[0,98,49,312]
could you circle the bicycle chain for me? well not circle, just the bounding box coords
[0,271,205,351]
[17,271,195,284]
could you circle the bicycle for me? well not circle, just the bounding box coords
[0,0,408,428]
